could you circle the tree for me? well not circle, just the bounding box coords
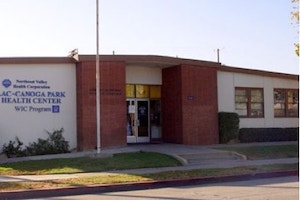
[292,0,299,56]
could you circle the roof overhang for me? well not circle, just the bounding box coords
[78,54,221,69]
[220,65,299,81]
[0,57,75,64]
[0,55,298,80]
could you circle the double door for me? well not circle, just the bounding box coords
[126,99,150,143]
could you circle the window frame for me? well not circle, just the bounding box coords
[274,88,299,118]
[235,87,264,118]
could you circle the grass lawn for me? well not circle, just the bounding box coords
[216,144,299,160]
[0,152,182,176]
[0,144,298,192]
[0,163,297,192]
[0,144,298,176]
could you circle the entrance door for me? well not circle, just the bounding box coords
[150,100,162,142]
[126,99,150,143]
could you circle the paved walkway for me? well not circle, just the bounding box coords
[0,141,298,183]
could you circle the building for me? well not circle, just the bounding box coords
[0,55,298,151]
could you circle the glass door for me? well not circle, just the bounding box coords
[126,99,150,143]
[126,99,136,143]
[150,100,162,142]
[136,100,150,142]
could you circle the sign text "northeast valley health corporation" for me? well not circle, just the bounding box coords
[0,79,66,113]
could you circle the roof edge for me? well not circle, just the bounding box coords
[0,55,297,80]
[78,54,221,68]
[0,57,75,64]
[220,65,299,80]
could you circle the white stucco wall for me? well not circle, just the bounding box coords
[217,71,299,128]
[126,65,162,85]
[0,63,77,151]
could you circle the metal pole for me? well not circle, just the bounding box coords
[96,0,101,154]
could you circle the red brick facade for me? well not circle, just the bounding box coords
[161,65,183,143]
[162,64,219,145]
[76,55,219,150]
[76,60,127,150]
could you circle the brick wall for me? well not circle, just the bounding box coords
[76,61,126,150]
[162,65,183,143]
[77,60,218,149]
[162,64,219,145]
[181,64,219,145]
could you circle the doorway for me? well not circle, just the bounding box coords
[126,99,150,143]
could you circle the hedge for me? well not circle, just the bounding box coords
[218,112,240,143]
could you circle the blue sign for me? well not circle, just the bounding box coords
[52,105,60,113]
[2,79,11,88]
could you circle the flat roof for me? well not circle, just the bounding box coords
[78,54,221,68]
[0,55,298,80]
[0,57,75,64]
[79,54,299,80]
[219,65,298,81]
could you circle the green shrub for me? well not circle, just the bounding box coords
[2,128,70,158]
[26,128,70,156]
[2,137,26,158]
[219,112,240,143]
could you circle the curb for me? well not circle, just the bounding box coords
[0,170,298,199]
[170,154,188,165]
[231,151,248,160]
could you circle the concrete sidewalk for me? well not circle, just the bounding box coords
[0,141,298,183]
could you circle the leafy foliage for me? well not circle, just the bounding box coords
[26,128,69,156]
[218,112,240,144]
[2,137,26,158]
[2,128,70,158]
[292,0,299,56]
[295,43,299,56]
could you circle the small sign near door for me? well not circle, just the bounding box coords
[128,105,135,113]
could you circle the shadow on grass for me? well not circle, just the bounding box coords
[0,152,182,175]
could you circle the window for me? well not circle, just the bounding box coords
[150,85,161,98]
[126,84,135,98]
[136,85,149,98]
[235,88,264,118]
[126,84,161,98]
[274,89,298,117]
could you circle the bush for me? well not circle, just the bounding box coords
[219,112,240,143]
[239,128,299,143]
[2,137,26,158]
[2,128,70,158]
[26,128,70,156]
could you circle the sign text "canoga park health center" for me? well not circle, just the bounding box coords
[0,79,66,113]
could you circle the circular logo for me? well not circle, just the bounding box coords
[2,79,12,88]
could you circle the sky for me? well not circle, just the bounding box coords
[0,0,298,74]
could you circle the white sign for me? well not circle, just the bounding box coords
[1,79,66,113]
[0,63,77,150]
[129,105,135,113]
